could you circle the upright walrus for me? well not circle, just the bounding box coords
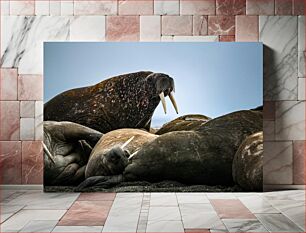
[44,71,179,133]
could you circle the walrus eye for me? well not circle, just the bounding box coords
[109,153,120,164]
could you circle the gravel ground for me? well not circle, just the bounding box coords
[44,180,243,192]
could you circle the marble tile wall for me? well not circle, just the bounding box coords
[0,0,305,186]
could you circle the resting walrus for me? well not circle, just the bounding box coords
[44,71,178,133]
[77,110,262,190]
[44,121,102,186]
[85,128,158,178]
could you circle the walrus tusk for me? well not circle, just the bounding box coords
[121,136,135,149]
[169,92,178,114]
[128,150,139,160]
[43,142,56,164]
[159,92,167,114]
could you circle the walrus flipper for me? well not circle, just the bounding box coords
[76,175,124,191]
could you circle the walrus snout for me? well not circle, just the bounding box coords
[103,146,129,175]
[147,73,178,114]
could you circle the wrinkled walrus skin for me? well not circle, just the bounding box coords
[44,121,102,186]
[44,71,175,133]
[76,110,262,190]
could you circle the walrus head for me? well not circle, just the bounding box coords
[92,71,178,131]
[97,146,129,176]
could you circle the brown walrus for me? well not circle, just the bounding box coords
[85,128,158,178]
[232,131,263,191]
[76,110,262,190]
[44,71,178,133]
[156,114,211,135]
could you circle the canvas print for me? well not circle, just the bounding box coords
[43,42,263,192]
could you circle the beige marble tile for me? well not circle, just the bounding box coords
[297,78,305,100]
[154,0,179,15]
[260,16,298,100]
[275,101,305,140]
[1,0,10,15]
[35,1,49,15]
[140,16,161,41]
[70,16,106,41]
[146,220,184,232]
[20,101,35,118]
[298,16,305,78]
[50,1,61,15]
[61,1,74,16]
[20,118,35,140]
[263,141,293,184]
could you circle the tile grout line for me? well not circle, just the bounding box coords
[136,192,150,232]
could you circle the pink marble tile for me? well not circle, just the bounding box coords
[78,193,116,201]
[263,101,275,120]
[20,101,35,118]
[293,140,305,184]
[275,0,293,15]
[0,69,18,100]
[119,0,153,15]
[106,16,140,41]
[293,0,305,15]
[246,0,274,15]
[263,120,275,141]
[0,141,22,184]
[180,0,215,15]
[210,199,256,219]
[193,16,208,36]
[58,201,113,226]
[18,75,43,101]
[74,1,117,15]
[208,16,235,36]
[216,0,246,15]
[162,16,192,36]
[10,0,35,15]
[235,15,258,42]
[0,101,20,140]
[219,35,235,41]
[21,141,43,184]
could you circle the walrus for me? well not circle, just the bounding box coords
[156,114,211,135]
[76,110,262,190]
[232,131,263,191]
[44,71,178,133]
[85,128,158,178]
[43,121,102,186]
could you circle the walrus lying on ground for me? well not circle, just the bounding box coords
[85,128,158,178]
[232,131,263,191]
[76,110,262,191]
[44,121,102,186]
[44,71,178,133]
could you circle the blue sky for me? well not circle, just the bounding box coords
[44,42,263,127]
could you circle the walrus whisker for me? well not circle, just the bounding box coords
[43,142,56,164]
[169,92,178,114]
[159,92,167,114]
[121,136,135,149]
